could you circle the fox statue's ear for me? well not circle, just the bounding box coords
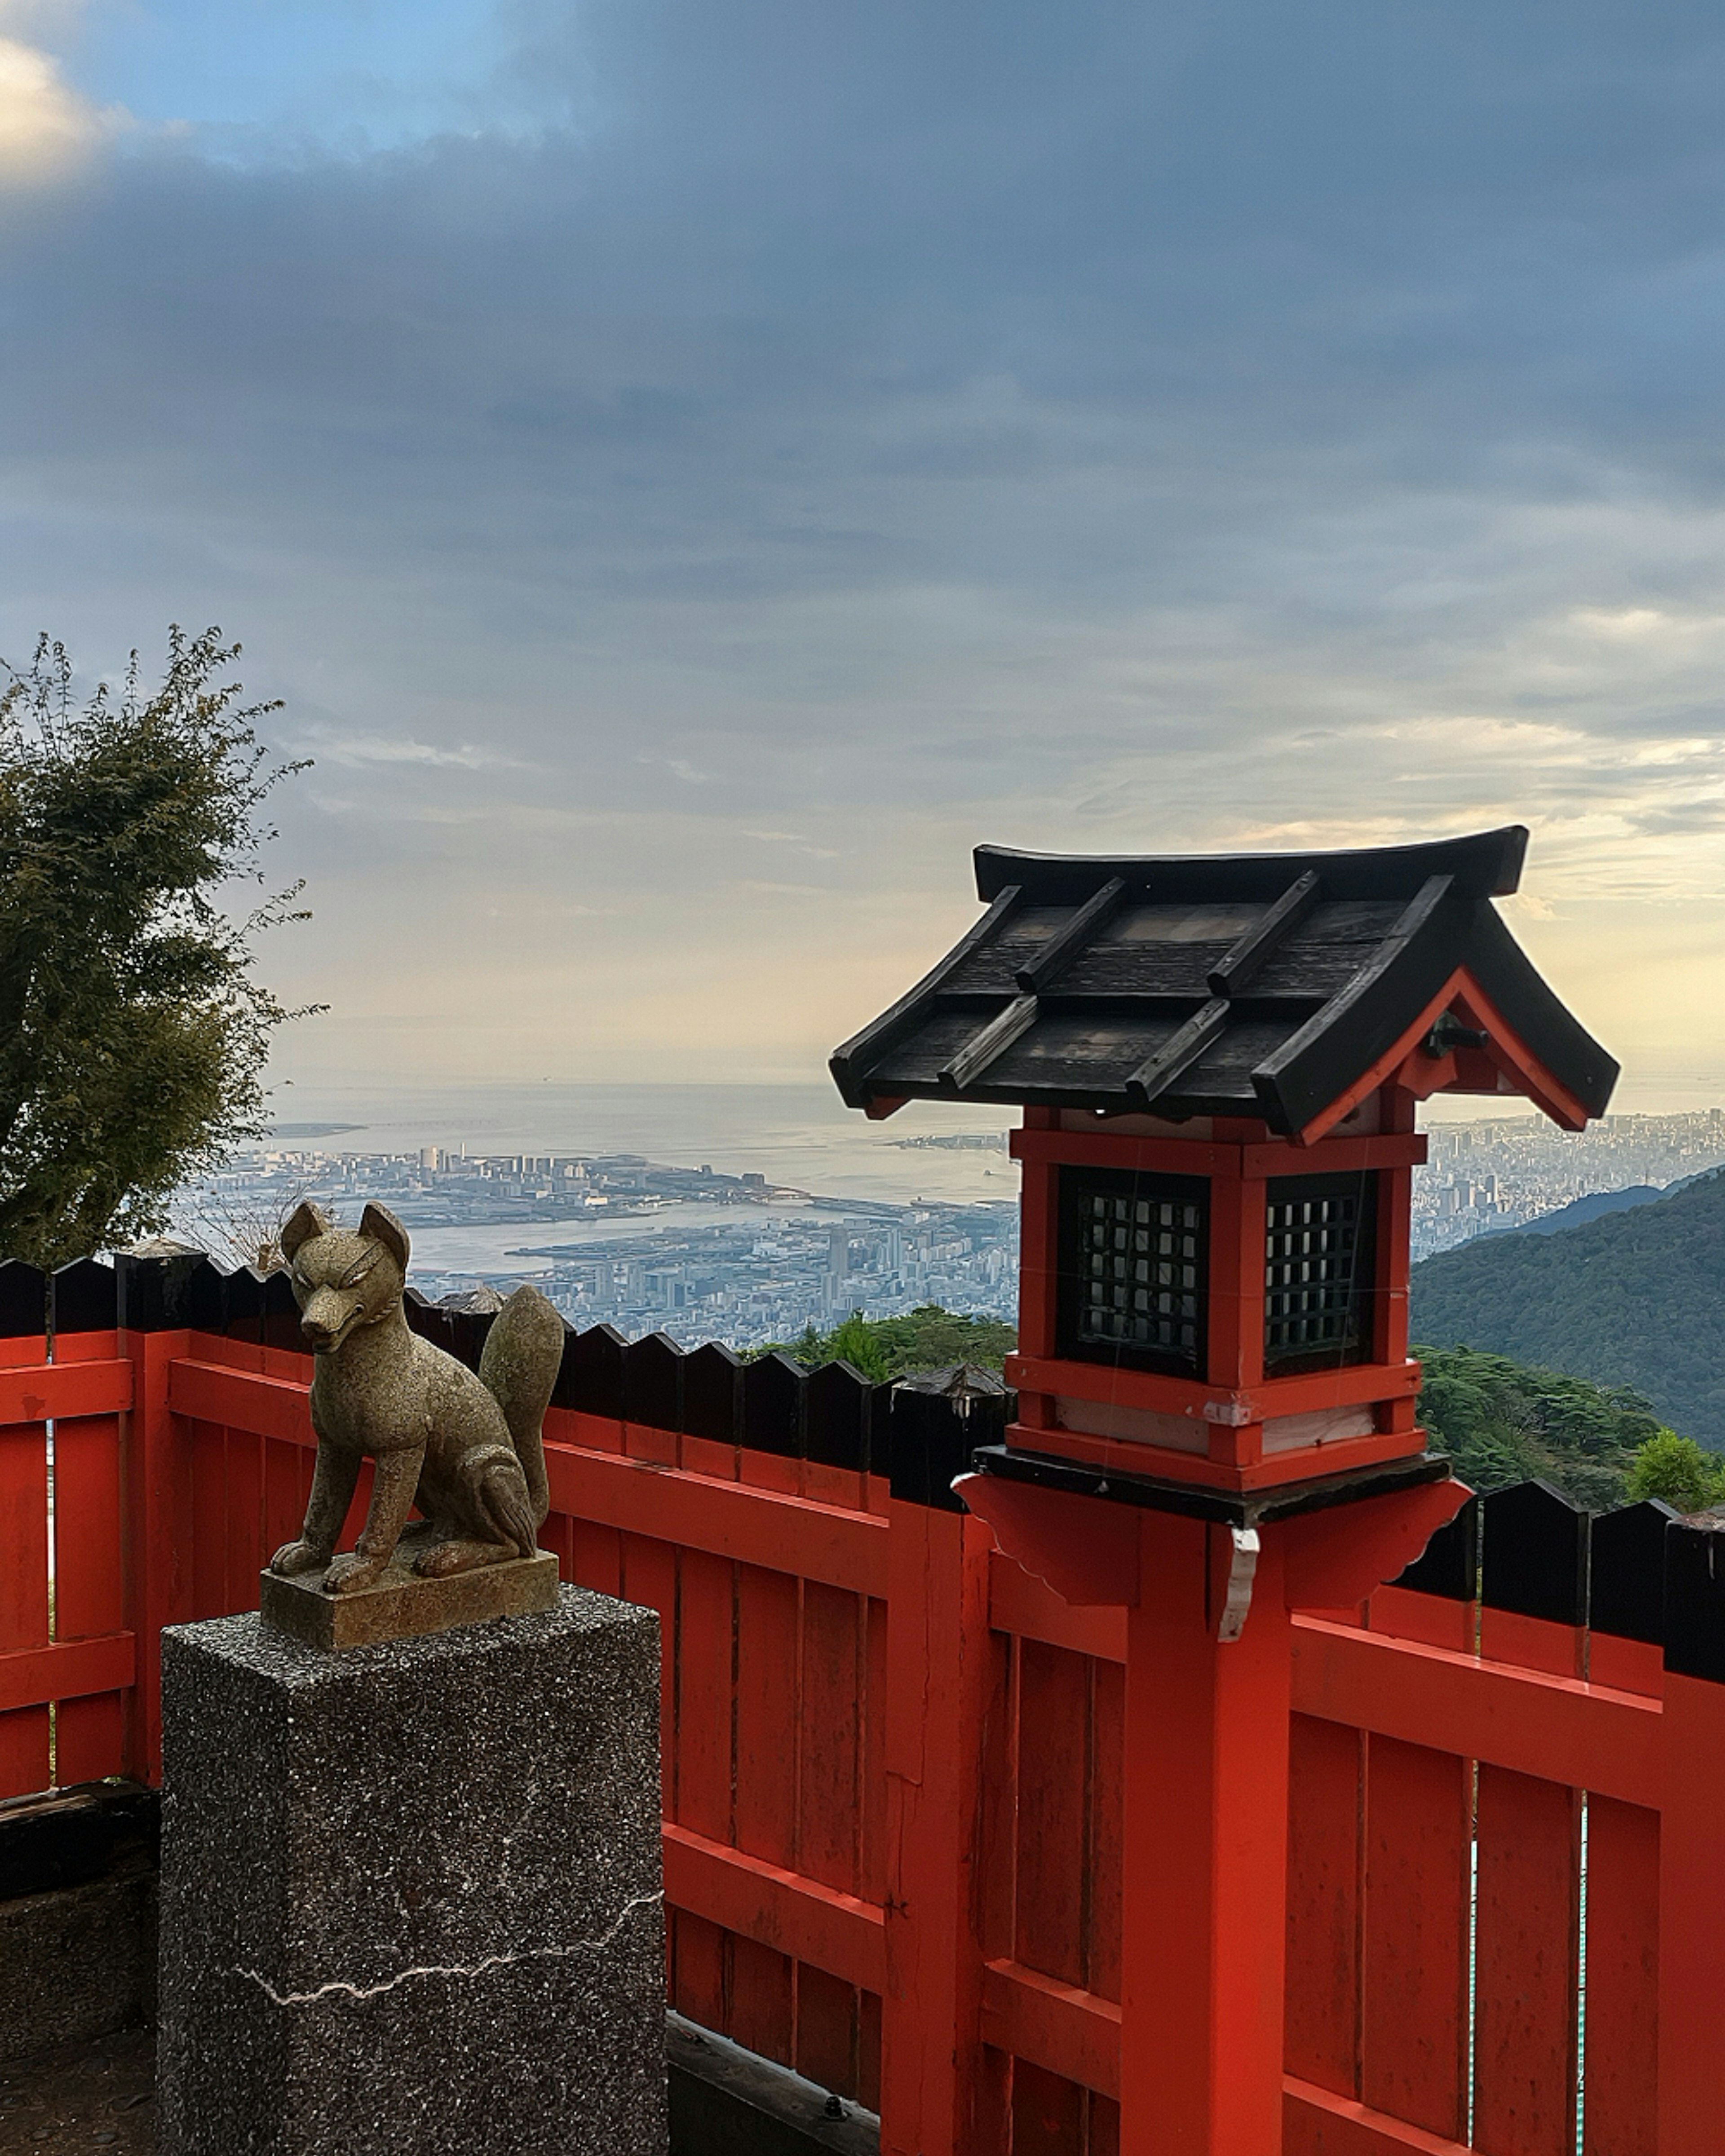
[359,1202,411,1274]
[280,1202,332,1263]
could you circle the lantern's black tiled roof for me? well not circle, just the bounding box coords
[830,828,1618,1134]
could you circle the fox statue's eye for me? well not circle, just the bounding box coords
[338,1249,380,1289]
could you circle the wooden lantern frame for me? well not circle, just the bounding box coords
[1006,1096,1425,1495]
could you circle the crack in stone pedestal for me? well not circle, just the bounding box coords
[233,1888,665,2008]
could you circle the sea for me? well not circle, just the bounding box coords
[265,1082,1020,1276]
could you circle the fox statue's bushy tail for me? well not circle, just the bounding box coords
[459,1284,565,1558]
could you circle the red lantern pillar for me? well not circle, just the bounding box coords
[1123,1512,1292,2154]
[960,1469,1466,2156]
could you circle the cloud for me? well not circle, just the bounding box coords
[303,731,520,771]
[639,755,709,786]
[3,3,1725,1089]
[0,25,109,184]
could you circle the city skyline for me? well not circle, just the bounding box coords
[169,1105,1725,1352]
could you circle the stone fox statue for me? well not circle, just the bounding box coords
[268,1201,566,1596]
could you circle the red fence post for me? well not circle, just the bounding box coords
[116,1256,196,1784]
[0,1264,50,1798]
[1122,1513,1292,2156]
[1657,1522,1725,2156]
[880,1475,994,2155]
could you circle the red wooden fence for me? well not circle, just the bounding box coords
[2,1255,1719,2156]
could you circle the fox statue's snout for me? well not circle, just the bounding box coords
[299,1286,364,1352]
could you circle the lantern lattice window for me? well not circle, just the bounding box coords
[1263,1171,1377,1373]
[1057,1167,1208,1375]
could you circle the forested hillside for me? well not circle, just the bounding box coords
[1411,1167,1725,1445]
[1411,1345,1665,1510]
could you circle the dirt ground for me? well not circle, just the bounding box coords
[0,2028,155,2154]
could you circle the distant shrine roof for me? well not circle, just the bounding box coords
[830,827,1618,1139]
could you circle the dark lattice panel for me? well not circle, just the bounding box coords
[1263,1171,1376,1370]
[1059,1168,1208,1374]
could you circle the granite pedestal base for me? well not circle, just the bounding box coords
[158,1587,667,2156]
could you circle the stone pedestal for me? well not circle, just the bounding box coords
[158,1588,668,2156]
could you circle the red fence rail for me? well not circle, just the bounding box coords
[3,1250,1720,2156]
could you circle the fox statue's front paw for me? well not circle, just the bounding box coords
[323,1552,387,1595]
[269,1539,331,1577]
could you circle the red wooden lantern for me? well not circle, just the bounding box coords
[833,824,1615,1510]
[833,826,1617,2156]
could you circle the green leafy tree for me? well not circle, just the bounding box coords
[0,628,314,1268]
[753,1303,1015,1380]
[1624,1430,1725,1514]
[1412,1343,1664,1511]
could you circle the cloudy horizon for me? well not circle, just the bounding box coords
[4,3,1725,1110]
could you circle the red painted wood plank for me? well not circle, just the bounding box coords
[0,1360,130,1427]
[121,1328,195,1781]
[619,1531,677,1818]
[2,1703,51,1795]
[0,1633,137,1714]
[1359,1738,1469,2141]
[734,1557,800,2072]
[988,1550,1126,1664]
[0,1424,49,1651]
[1087,1655,1123,2003]
[879,1505,992,2156]
[1285,1713,1362,2098]
[1480,1608,1582,1682]
[979,1957,1122,2103]
[1291,1617,1660,1808]
[728,1934,793,2067]
[672,1910,727,2037]
[1011,2060,1087,2156]
[1584,1634,1661,1698]
[795,1963,859,2099]
[683,1433,739,1484]
[675,1546,733,1846]
[1656,1673,1725,2156]
[0,1415,51,1795]
[262,1437,311,1570]
[624,1416,676,1469]
[51,1416,124,1640]
[549,1445,888,1599]
[560,1406,625,1455]
[51,1404,128,1787]
[661,1819,887,1992]
[794,1574,867,2125]
[1015,1640,1089,1988]
[168,1360,313,1446]
[1366,1586,1473,1657]
[567,1513,623,1597]
[53,1692,125,1786]
[1582,1797,1657,2156]
[189,1421,227,1621]
[858,1988,882,2116]
[860,1595,888,1910]
[799,1581,863,1899]
[1283,2073,1474,2155]
[1472,1766,1580,2156]
[223,1427,264,1613]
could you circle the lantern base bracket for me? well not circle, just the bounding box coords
[965,1442,1452,1532]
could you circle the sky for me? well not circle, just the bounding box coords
[4,3,1725,1110]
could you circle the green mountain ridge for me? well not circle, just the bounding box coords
[1411,1165,1725,1446]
